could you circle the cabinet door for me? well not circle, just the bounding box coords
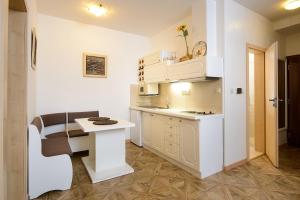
[144,63,167,83]
[180,120,199,170]
[151,114,166,152]
[142,113,152,146]
[167,59,205,81]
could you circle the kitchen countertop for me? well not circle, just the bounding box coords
[130,106,224,120]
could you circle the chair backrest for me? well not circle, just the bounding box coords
[67,111,99,123]
[41,113,67,127]
[31,117,43,134]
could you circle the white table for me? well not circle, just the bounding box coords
[75,118,135,183]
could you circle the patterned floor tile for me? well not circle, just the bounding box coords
[34,143,300,200]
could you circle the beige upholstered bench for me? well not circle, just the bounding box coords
[29,117,73,199]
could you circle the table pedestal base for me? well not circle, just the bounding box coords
[82,157,134,183]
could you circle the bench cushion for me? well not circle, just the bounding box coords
[68,129,89,138]
[41,113,67,127]
[31,117,43,134]
[45,130,88,138]
[41,137,72,157]
[68,111,99,123]
[45,131,68,139]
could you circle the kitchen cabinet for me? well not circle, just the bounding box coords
[143,57,223,83]
[179,119,199,170]
[167,59,205,81]
[151,115,165,152]
[164,118,180,161]
[142,112,165,152]
[141,111,223,179]
[142,112,152,146]
[144,63,167,83]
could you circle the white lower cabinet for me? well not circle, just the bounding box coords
[179,119,199,170]
[142,112,152,146]
[142,114,199,169]
[164,118,180,161]
[142,112,223,179]
[142,112,165,152]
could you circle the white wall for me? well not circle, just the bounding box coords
[223,0,283,166]
[285,32,300,56]
[36,14,150,138]
[25,0,38,123]
[150,15,193,58]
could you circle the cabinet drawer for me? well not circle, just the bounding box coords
[165,130,179,144]
[164,139,180,161]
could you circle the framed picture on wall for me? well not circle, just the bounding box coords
[83,53,107,78]
[31,28,37,70]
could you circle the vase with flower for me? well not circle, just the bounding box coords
[177,24,193,62]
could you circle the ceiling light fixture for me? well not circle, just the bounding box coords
[285,0,300,10]
[88,2,107,16]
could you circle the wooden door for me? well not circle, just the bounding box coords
[179,120,198,170]
[265,42,279,167]
[142,113,152,146]
[287,55,300,147]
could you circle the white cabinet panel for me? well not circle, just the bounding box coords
[151,114,166,152]
[179,120,199,170]
[167,59,205,80]
[143,58,223,83]
[142,113,152,146]
[144,63,167,83]
[164,117,180,161]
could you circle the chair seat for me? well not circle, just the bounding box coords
[68,129,89,138]
[46,131,68,138]
[41,137,72,157]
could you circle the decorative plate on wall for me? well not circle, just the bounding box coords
[192,41,207,57]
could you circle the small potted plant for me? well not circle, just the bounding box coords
[177,24,193,62]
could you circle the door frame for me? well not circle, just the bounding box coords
[286,55,300,146]
[246,44,266,160]
[0,0,9,199]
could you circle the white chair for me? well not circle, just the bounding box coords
[28,124,73,199]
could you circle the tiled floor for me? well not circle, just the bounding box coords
[35,143,300,200]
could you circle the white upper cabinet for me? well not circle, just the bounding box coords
[144,63,167,83]
[167,57,223,81]
[143,57,223,83]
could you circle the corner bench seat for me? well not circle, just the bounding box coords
[45,129,89,139]
[40,110,99,152]
[42,137,72,157]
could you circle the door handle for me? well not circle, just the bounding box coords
[269,98,277,102]
[269,97,277,107]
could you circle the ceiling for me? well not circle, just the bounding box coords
[36,0,195,37]
[234,0,300,21]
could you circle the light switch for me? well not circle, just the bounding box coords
[237,88,242,94]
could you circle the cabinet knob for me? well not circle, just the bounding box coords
[179,120,182,122]
[169,126,172,128]
[169,118,172,120]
